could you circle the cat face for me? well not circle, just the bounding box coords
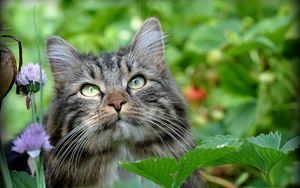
[46,18,189,153]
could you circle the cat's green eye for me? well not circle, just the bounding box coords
[81,84,101,97]
[128,76,146,89]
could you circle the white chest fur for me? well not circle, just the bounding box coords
[104,144,138,185]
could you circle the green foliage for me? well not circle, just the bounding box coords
[2,0,299,187]
[120,132,299,188]
[10,171,36,188]
[121,147,236,188]
[224,101,257,136]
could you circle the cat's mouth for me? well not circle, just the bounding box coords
[111,120,137,141]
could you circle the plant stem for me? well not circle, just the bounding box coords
[265,173,273,188]
[201,172,238,188]
[30,93,36,122]
[35,155,46,188]
[33,7,44,126]
[34,156,40,187]
[0,139,13,188]
[39,155,46,188]
[33,8,47,188]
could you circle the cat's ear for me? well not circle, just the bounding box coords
[129,17,165,69]
[46,36,81,86]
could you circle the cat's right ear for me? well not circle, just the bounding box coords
[129,17,165,70]
[46,36,80,87]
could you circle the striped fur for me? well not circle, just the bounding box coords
[45,18,203,187]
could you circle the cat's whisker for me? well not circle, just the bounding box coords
[72,122,100,168]
[131,108,194,146]
[129,109,191,152]
[132,107,197,142]
[55,128,94,179]
[50,113,115,179]
[134,117,180,157]
[50,125,86,155]
[67,129,89,173]
[49,116,101,178]
[139,106,196,138]
[139,116,190,153]
[50,126,87,180]
[67,127,94,178]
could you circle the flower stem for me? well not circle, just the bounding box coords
[0,139,13,188]
[30,93,36,122]
[35,155,46,188]
[38,155,46,188]
[33,8,47,188]
[34,157,40,187]
[33,7,44,126]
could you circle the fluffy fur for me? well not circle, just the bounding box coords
[45,18,203,187]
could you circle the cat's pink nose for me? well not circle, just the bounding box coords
[108,99,126,112]
[107,91,127,112]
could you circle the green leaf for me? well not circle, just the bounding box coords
[245,14,294,38]
[225,36,277,56]
[119,157,178,188]
[281,136,300,153]
[175,147,236,187]
[224,101,257,137]
[185,19,240,54]
[120,132,299,187]
[10,171,36,188]
[218,62,258,97]
[223,141,286,174]
[199,135,242,148]
[247,132,281,149]
[120,144,237,188]
[221,132,300,176]
[120,146,237,188]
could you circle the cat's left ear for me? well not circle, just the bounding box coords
[129,17,165,69]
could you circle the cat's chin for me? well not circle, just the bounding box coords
[113,120,134,139]
[109,120,144,143]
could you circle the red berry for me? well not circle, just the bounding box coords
[186,86,206,101]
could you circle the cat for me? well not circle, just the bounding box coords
[44,17,204,188]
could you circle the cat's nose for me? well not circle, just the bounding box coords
[108,99,126,112]
[107,91,127,112]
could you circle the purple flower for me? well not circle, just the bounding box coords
[16,63,47,95]
[12,123,53,157]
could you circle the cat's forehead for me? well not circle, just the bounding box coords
[86,52,132,89]
[96,53,121,71]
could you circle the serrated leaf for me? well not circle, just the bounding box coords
[120,133,300,188]
[223,141,286,174]
[200,135,242,148]
[220,132,300,177]
[281,136,300,153]
[119,157,178,188]
[120,146,237,188]
[10,170,36,188]
[247,132,281,149]
[175,147,236,187]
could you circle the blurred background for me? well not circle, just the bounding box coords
[1,0,299,187]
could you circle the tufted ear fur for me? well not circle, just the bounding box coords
[129,17,165,69]
[46,36,82,86]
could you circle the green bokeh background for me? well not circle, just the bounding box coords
[1,0,299,187]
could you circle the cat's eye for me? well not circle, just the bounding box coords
[128,75,146,89]
[81,84,101,97]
